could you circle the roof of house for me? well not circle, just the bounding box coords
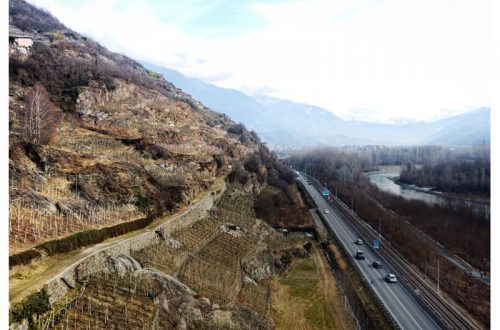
[10,34,33,39]
[9,26,33,38]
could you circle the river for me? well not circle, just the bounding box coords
[366,166,490,216]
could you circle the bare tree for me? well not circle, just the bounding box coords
[21,83,60,145]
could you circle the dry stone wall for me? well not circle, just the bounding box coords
[44,182,225,305]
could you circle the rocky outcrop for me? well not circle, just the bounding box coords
[105,254,142,277]
[242,249,283,282]
[166,293,272,329]
[74,243,272,329]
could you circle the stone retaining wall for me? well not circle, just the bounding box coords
[44,182,226,305]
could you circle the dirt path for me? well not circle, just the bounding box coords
[10,241,114,304]
[9,179,223,305]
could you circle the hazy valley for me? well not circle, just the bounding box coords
[143,62,490,149]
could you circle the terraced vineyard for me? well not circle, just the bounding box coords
[237,281,271,316]
[132,212,259,306]
[39,273,158,330]
[8,120,219,254]
[196,233,253,269]
[131,242,186,276]
[9,177,144,254]
[128,186,307,319]
[178,254,238,304]
[26,185,312,329]
[57,127,144,164]
[217,188,256,217]
[173,216,225,251]
[9,1,322,327]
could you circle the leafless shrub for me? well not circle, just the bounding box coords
[19,83,60,145]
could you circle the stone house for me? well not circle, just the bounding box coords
[9,34,33,48]
[9,33,33,55]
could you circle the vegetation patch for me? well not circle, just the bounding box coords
[10,289,51,328]
[146,69,162,79]
[280,275,317,298]
[37,216,151,255]
[9,249,42,268]
[255,185,314,228]
[272,256,338,329]
[305,295,335,327]
[131,185,152,214]
[51,31,64,41]
[294,258,316,272]
[279,259,318,298]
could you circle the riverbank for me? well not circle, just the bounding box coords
[392,177,490,204]
[364,167,490,284]
[366,166,490,211]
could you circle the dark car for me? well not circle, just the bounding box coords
[372,261,382,269]
[356,251,365,260]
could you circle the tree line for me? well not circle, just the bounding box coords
[289,145,490,196]
[400,156,490,195]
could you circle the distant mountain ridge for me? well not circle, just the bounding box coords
[144,62,490,148]
[423,108,490,145]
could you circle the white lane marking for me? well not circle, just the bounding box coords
[382,281,424,330]
[302,178,430,330]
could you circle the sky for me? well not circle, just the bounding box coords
[28,0,490,123]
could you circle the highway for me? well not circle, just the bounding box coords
[298,173,441,330]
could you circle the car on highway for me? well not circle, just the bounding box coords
[385,274,397,283]
[324,209,329,214]
[372,261,382,269]
[355,238,363,245]
[356,251,365,260]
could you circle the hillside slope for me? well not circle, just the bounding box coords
[144,62,368,147]
[9,1,332,328]
[423,107,490,145]
[142,64,273,131]
[143,62,490,148]
[8,0,291,258]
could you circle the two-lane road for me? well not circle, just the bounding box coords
[298,173,440,329]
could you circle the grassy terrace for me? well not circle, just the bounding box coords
[271,246,353,330]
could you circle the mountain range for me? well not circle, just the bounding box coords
[144,62,490,149]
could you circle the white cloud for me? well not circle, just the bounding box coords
[28,0,489,123]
